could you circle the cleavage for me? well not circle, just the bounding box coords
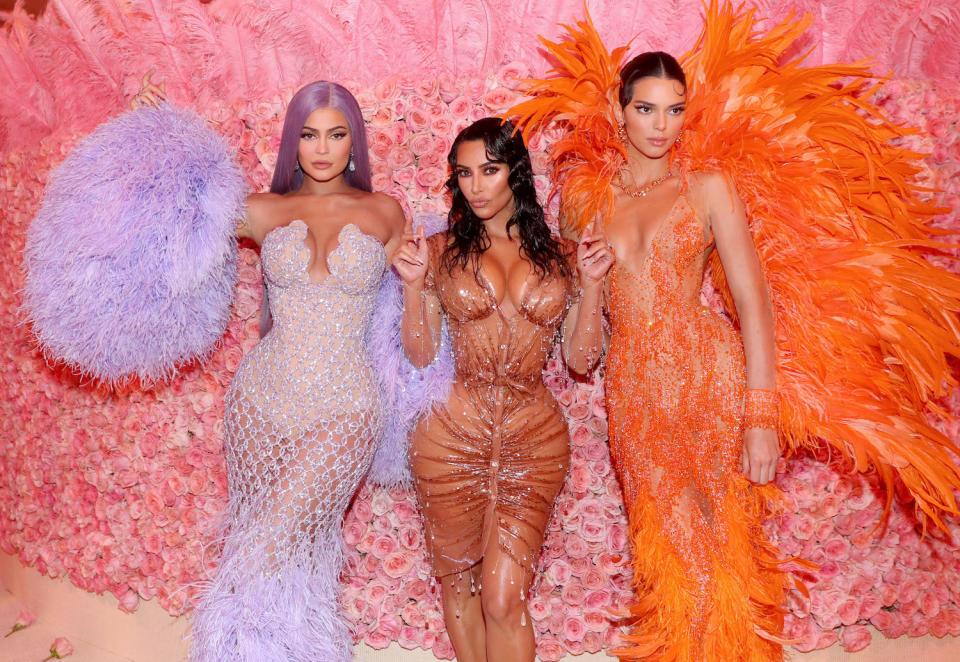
[478,247,532,316]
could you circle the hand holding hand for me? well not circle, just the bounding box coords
[576,222,615,288]
[391,217,428,288]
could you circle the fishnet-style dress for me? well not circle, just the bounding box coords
[411,233,573,582]
[605,195,784,661]
[190,220,385,662]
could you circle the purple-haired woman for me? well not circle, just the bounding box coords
[186,81,406,661]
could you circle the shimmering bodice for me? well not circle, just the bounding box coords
[426,233,573,390]
[230,220,385,429]
[609,195,714,330]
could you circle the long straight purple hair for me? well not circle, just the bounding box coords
[270,81,372,194]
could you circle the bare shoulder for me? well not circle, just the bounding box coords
[243,192,288,240]
[687,170,738,203]
[368,191,405,228]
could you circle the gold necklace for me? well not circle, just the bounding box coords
[616,170,673,198]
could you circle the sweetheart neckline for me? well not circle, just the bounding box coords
[268,220,385,287]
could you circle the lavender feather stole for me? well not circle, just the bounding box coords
[365,214,453,486]
[22,105,245,383]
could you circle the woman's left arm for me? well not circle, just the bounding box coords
[703,173,780,485]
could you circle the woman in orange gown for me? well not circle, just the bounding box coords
[391,118,611,662]
[595,53,785,661]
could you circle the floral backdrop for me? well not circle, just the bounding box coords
[1,1,959,660]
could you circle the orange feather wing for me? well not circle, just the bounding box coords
[508,1,960,525]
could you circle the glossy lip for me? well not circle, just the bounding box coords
[468,199,490,209]
[311,160,334,169]
[647,138,668,147]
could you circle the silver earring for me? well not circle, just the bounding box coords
[295,160,302,172]
[348,150,356,172]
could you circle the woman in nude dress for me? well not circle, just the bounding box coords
[186,81,407,662]
[392,118,612,662]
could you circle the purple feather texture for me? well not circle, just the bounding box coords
[190,536,349,662]
[365,214,453,487]
[22,105,245,383]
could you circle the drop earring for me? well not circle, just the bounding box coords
[295,160,302,172]
[348,149,356,172]
[617,123,627,143]
[675,129,684,145]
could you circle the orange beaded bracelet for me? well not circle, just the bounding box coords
[743,388,779,430]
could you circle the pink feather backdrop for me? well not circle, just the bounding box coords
[0,0,959,659]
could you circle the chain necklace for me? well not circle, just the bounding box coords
[616,170,673,198]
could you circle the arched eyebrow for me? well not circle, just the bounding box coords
[632,99,686,108]
[301,124,350,133]
[455,159,502,171]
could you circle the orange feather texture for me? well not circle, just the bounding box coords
[507,0,960,528]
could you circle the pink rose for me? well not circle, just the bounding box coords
[498,62,528,86]
[364,630,390,649]
[370,106,396,128]
[431,116,453,138]
[582,569,606,591]
[561,581,586,606]
[371,535,397,559]
[569,424,591,446]
[564,534,589,558]
[568,464,592,492]
[406,108,431,133]
[374,78,399,104]
[838,598,860,625]
[48,636,74,658]
[544,559,571,585]
[432,636,455,659]
[528,595,550,620]
[397,524,422,550]
[382,551,415,578]
[342,521,364,546]
[563,615,587,642]
[6,609,36,636]
[605,523,626,551]
[415,167,445,193]
[483,88,517,112]
[438,76,459,103]
[394,166,416,189]
[408,132,435,157]
[448,96,472,119]
[584,610,608,632]
[117,589,139,613]
[536,640,564,661]
[400,602,426,627]
[839,624,871,652]
[569,557,590,577]
[352,499,374,523]
[398,625,421,649]
[463,78,485,100]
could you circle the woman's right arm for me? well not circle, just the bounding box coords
[392,222,443,367]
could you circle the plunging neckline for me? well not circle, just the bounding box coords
[475,262,535,320]
[613,193,687,279]
[286,220,385,286]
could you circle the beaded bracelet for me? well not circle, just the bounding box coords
[743,388,779,429]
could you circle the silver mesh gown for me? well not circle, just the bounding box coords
[190,220,385,662]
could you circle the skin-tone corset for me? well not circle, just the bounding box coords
[410,232,574,579]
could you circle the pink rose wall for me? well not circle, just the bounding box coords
[1,1,959,659]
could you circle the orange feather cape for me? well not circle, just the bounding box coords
[507,1,960,526]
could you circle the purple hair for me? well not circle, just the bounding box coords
[270,81,372,194]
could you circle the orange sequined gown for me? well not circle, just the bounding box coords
[605,192,785,661]
[411,233,573,578]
